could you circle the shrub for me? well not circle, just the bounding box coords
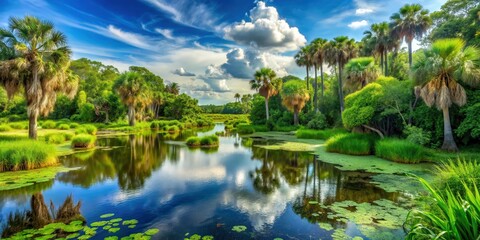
[237,124,255,134]
[150,121,160,130]
[75,128,87,135]
[9,122,27,130]
[434,159,480,195]
[69,123,80,129]
[273,125,299,132]
[41,120,57,129]
[0,140,57,172]
[44,133,66,144]
[63,133,74,141]
[251,125,268,132]
[8,114,25,122]
[296,129,347,140]
[199,135,219,147]
[71,134,96,149]
[0,124,12,132]
[326,133,377,155]
[57,124,70,130]
[405,178,480,240]
[375,138,429,163]
[75,125,97,135]
[168,125,179,133]
[403,124,431,146]
[186,137,201,147]
[307,113,327,130]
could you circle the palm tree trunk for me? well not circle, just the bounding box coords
[384,50,388,76]
[337,64,345,113]
[380,52,384,75]
[265,98,269,121]
[306,66,310,90]
[407,40,413,68]
[294,107,299,125]
[28,111,38,140]
[128,105,136,126]
[441,107,458,152]
[314,64,318,113]
[320,64,325,98]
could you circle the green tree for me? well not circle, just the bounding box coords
[234,93,241,102]
[113,71,146,126]
[344,57,380,90]
[412,38,480,151]
[250,68,282,121]
[390,4,432,68]
[165,82,180,96]
[164,93,202,119]
[281,80,310,125]
[294,46,313,90]
[0,16,79,139]
[311,38,328,111]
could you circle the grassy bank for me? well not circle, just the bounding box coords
[296,129,348,140]
[0,140,57,172]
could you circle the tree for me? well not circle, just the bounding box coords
[281,80,310,125]
[165,82,179,95]
[164,93,202,119]
[390,4,432,68]
[250,68,282,121]
[412,38,480,151]
[295,46,313,90]
[311,38,328,111]
[344,57,380,90]
[325,36,358,113]
[234,93,241,102]
[363,22,399,76]
[113,71,146,126]
[0,16,79,139]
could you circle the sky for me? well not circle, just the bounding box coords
[1,0,446,104]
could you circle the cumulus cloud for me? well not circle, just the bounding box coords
[223,1,306,52]
[348,20,368,29]
[197,65,231,92]
[172,67,196,77]
[355,8,374,15]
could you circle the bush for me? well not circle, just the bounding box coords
[251,125,268,132]
[403,124,431,146]
[41,120,57,129]
[0,140,57,172]
[237,124,255,134]
[186,137,201,147]
[63,133,74,141]
[57,124,70,130]
[0,124,12,132]
[296,129,347,140]
[375,138,429,163]
[307,113,327,130]
[75,125,97,135]
[44,133,66,144]
[434,159,480,196]
[71,134,96,149]
[199,135,219,147]
[168,125,179,133]
[326,133,377,155]
[69,123,80,129]
[9,122,27,130]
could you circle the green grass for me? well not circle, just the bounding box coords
[0,124,12,132]
[71,134,96,149]
[75,124,97,135]
[186,135,219,147]
[375,138,430,164]
[325,133,377,156]
[41,120,57,129]
[57,124,70,130]
[204,114,249,123]
[0,140,57,172]
[237,124,255,134]
[434,159,480,195]
[69,123,80,129]
[44,133,66,144]
[167,125,179,133]
[8,122,27,130]
[296,128,348,140]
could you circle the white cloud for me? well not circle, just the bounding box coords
[197,65,231,92]
[348,20,368,29]
[355,8,374,15]
[107,25,153,49]
[172,67,196,77]
[224,1,306,52]
[155,28,174,40]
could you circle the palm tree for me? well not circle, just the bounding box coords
[311,38,328,112]
[390,4,432,68]
[0,16,78,139]
[165,82,180,95]
[281,80,310,125]
[295,45,313,90]
[344,57,380,89]
[234,93,241,102]
[412,38,480,151]
[325,36,358,113]
[250,68,282,121]
[114,71,146,126]
[364,22,392,75]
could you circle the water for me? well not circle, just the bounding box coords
[0,124,408,239]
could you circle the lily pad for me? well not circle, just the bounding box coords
[122,219,138,226]
[231,225,247,233]
[144,228,159,236]
[100,213,115,219]
[91,221,108,227]
[318,222,334,231]
[108,227,120,233]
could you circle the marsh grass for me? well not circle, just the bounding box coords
[41,121,57,129]
[325,133,377,155]
[0,124,12,132]
[71,134,96,149]
[57,124,70,130]
[75,125,97,135]
[434,159,480,195]
[296,128,348,140]
[237,124,255,134]
[186,135,219,147]
[44,133,66,144]
[0,140,57,172]
[375,138,430,163]
[8,122,27,130]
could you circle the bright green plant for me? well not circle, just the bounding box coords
[326,133,377,155]
[0,124,12,132]
[435,159,480,195]
[199,135,219,147]
[0,140,57,172]
[237,124,255,134]
[280,80,310,125]
[44,133,66,144]
[41,120,57,129]
[57,124,70,130]
[71,134,96,149]
[375,138,430,163]
[296,128,347,140]
[186,137,201,147]
[403,124,431,146]
[8,122,26,130]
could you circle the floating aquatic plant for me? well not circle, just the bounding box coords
[231,225,247,233]
[100,213,115,219]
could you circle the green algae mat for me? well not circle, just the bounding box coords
[0,166,72,191]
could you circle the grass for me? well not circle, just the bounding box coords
[186,135,219,147]
[75,124,97,135]
[325,133,377,156]
[296,128,348,140]
[204,113,249,123]
[41,120,57,129]
[434,159,480,195]
[57,124,70,130]
[167,125,180,133]
[0,124,12,132]
[375,138,430,164]
[44,133,66,144]
[69,123,80,129]
[8,122,27,130]
[0,140,57,172]
[71,134,96,149]
[237,124,255,134]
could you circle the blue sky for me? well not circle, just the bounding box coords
[1,0,446,104]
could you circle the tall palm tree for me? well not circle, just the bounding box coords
[0,16,78,139]
[295,45,313,90]
[364,22,391,75]
[234,93,241,102]
[281,80,310,125]
[325,36,358,113]
[114,71,146,126]
[344,57,380,90]
[165,82,180,95]
[250,68,282,121]
[412,38,480,151]
[390,4,432,68]
[311,38,328,112]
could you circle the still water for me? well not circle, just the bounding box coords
[0,124,408,239]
